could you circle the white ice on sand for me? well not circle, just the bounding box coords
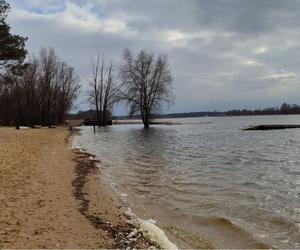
[124,207,177,249]
[18,126,30,130]
[137,218,178,249]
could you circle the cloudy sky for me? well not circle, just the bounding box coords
[6,0,300,115]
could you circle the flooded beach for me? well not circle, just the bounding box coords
[74,115,300,248]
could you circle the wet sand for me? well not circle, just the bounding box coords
[0,127,152,248]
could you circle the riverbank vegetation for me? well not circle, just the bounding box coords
[0,48,80,126]
[0,0,174,128]
[0,1,79,127]
[88,56,120,126]
[0,0,27,70]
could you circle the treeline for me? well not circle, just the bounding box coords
[0,48,79,126]
[226,103,300,116]
[66,110,97,120]
[113,111,224,119]
[153,111,224,119]
[70,103,300,120]
[0,0,80,127]
[1,1,174,128]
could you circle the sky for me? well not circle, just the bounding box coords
[6,0,300,115]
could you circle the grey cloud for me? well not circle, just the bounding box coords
[6,0,300,114]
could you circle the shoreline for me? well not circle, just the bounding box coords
[72,128,217,249]
[0,126,271,249]
[70,146,156,248]
[71,130,179,249]
[73,126,274,249]
[0,127,158,248]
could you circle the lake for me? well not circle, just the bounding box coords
[73,115,300,248]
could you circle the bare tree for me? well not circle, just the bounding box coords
[89,56,101,125]
[120,49,173,128]
[0,47,80,126]
[55,61,80,124]
[89,55,120,126]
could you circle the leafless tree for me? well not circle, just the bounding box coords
[0,47,80,126]
[89,55,120,126]
[120,49,173,128]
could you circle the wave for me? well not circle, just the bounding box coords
[163,225,215,249]
[204,217,271,249]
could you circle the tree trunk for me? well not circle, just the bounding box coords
[96,105,100,126]
[142,111,150,128]
[102,109,107,127]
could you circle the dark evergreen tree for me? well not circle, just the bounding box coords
[0,0,27,69]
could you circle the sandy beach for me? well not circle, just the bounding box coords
[0,127,153,248]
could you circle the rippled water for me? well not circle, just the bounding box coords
[74,115,300,248]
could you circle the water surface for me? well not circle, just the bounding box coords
[74,115,300,248]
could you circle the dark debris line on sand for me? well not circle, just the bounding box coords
[71,148,156,249]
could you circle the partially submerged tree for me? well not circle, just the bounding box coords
[0,0,27,70]
[120,49,173,128]
[89,55,120,126]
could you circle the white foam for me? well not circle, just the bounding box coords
[126,207,133,216]
[148,218,157,224]
[127,228,138,238]
[137,218,178,249]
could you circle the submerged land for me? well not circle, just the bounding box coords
[0,127,154,248]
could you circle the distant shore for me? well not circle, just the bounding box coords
[0,127,154,248]
[113,119,177,125]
